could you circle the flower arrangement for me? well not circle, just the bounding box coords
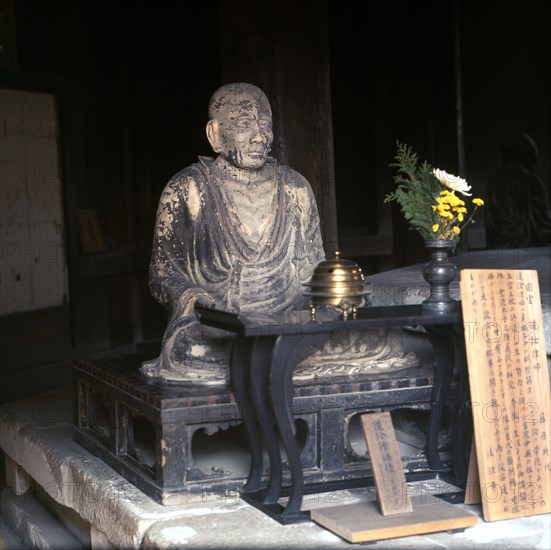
[385,142,484,248]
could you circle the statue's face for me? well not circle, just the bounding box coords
[216,97,273,170]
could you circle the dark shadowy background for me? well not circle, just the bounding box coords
[0,0,549,401]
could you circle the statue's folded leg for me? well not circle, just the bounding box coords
[294,328,421,381]
[140,315,235,386]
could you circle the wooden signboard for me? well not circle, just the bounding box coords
[460,269,551,522]
[360,412,413,515]
[311,412,477,542]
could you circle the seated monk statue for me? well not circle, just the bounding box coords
[141,82,418,386]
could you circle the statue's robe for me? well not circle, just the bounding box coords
[141,156,324,384]
[142,156,417,386]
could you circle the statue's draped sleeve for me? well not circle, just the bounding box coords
[149,164,216,319]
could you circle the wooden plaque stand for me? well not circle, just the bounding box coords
[464,438,482,505]
[311,412,477,543]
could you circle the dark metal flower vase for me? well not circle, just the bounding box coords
[421,240,458,314]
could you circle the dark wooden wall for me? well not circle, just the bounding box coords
[219,0,338,255]
[0,0,222,401]
[0,0,549,402]
[330,0,459,270]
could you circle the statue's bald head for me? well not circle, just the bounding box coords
[208,83,272,122]
[206,83,274,170]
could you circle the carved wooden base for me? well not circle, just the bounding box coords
[73,355,456,505]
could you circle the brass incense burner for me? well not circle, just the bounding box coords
[303,251,370,319]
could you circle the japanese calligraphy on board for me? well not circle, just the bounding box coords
[460,269,550,521]
[360,412,413,516]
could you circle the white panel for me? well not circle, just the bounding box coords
[0,88,69,314]
[0,222,33,313]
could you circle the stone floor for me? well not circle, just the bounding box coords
[1,475,550,550]
[1,387,550,549]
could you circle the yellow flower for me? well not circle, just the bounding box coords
[473,198,484,206]
[458,213,464,222]
[456,207,467,213]
[448,194,462,207]
[453,226,461,235]
[432,224,439,232]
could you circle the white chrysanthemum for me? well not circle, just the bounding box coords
[433,168,472,196]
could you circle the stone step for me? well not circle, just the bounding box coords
[1,488,85,550]
[0,517,26,550]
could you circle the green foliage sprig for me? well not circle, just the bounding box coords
[384,142,441,241]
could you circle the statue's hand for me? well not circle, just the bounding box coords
[195,296,216,309]
[195,299,216,309]
[174,289,216,317]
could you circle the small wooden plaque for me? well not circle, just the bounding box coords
[360,412,413,515]
[76,208,107,254]
[311,496,477,543]
[460,269,551,521]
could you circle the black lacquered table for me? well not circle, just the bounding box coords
[195,304,463,523]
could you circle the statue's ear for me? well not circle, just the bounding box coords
[206,120,223,153]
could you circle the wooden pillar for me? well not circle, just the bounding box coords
[218,0,338,255]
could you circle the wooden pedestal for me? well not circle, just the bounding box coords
[73,354,453,505]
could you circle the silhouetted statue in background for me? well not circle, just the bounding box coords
[485,132,551,248]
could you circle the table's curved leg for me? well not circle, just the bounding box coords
[230,337,263,492]
[450,329,473,484]
[249,335,281,504]
[425,325,455,471]
[270,331,330,521]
